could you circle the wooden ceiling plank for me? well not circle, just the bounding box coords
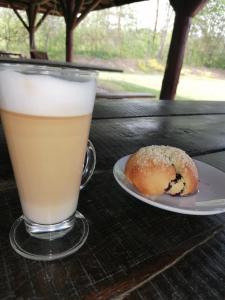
[0,0,147,15]
[7,0,29,10]
[48,0,62,15]
[37,0,51,5]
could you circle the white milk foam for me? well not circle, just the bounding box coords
[0,70,96,117]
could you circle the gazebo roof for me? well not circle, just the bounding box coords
[0,0,145,16]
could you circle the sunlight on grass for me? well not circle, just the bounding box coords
[176,75,225,100]
[98,72,225,101]
[98,79,160,97]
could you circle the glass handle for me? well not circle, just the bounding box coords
[80,140,96,190]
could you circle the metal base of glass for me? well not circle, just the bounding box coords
[9,211,89,261]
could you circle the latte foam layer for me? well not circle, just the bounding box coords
[0,70,96,117]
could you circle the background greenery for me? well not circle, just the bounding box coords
[0,0,224,70]
[0,0,224,100]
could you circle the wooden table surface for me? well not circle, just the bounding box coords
[0,57,123,73]
[0,99,225,300]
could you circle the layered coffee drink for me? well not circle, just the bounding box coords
[0,69,96,225]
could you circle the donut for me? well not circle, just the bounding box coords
[125,145,199,196]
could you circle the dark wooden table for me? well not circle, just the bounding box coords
[0,57,123,73]
[1,99,225,299]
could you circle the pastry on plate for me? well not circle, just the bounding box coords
[125,145,199,196]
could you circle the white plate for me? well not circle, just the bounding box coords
[113,155,225,215]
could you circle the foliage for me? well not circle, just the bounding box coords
[75,7,151,59]
[185,0,225,68]
[138,58,165,72]
[0,0,224,70]
[99,71,225,100]
[36,17,65,60]
[0,9,28,53]
[99,78,160,97]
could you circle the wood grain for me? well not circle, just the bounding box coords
[93,99,225,119]
[0,100,225,299]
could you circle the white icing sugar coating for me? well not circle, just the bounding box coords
[135,145,195,171]
[0,70,96,117]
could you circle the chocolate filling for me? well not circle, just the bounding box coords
[165,173,185,195]
[164,183,172,192]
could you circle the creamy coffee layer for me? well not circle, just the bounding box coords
[1,111,92,224]
[0,68,96,224]
[0,70,96,116]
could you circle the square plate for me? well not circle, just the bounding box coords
[113,155,225,215]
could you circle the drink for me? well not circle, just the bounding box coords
[1,110,91,224]
[0,66,96,260]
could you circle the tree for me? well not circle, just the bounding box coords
[157,1,173,61]
[152,0,159,46]
[187,0,225,68]
[0,9,27,53]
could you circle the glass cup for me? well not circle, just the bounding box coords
[0,64,97,261]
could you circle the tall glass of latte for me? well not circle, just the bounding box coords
[0,64,96,261]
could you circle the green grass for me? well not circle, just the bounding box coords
[98,71,225,101]
[98,79,160,97]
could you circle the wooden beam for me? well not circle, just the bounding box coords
[65,24,73,62]
[67,0,77,28]
[26,3,38,29]
[60,0,69,22]
[191,0,208,16]
[35,7,52,29]
[76,0,101,27]
[60,0,75,62]
[60,0,101,62]
[170,0,209,17]
[9,0,50,54]
[26,3,38,50]
[72,0,84,27]
[67,0,76,14]
[9,1,29,30]
[60,0,79,62]
[160,13,191,100]
[160,0,209,100]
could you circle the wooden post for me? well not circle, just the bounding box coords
[60,0,75,62]
[160,0,209,100]
[29,28,36,50]
[60,0,101,62]
[9,1,51,54]
[160,13,191,100]
[66,23,74,62]
[26,3,38,50]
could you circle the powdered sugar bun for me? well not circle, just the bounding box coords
[125,145,199,196]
